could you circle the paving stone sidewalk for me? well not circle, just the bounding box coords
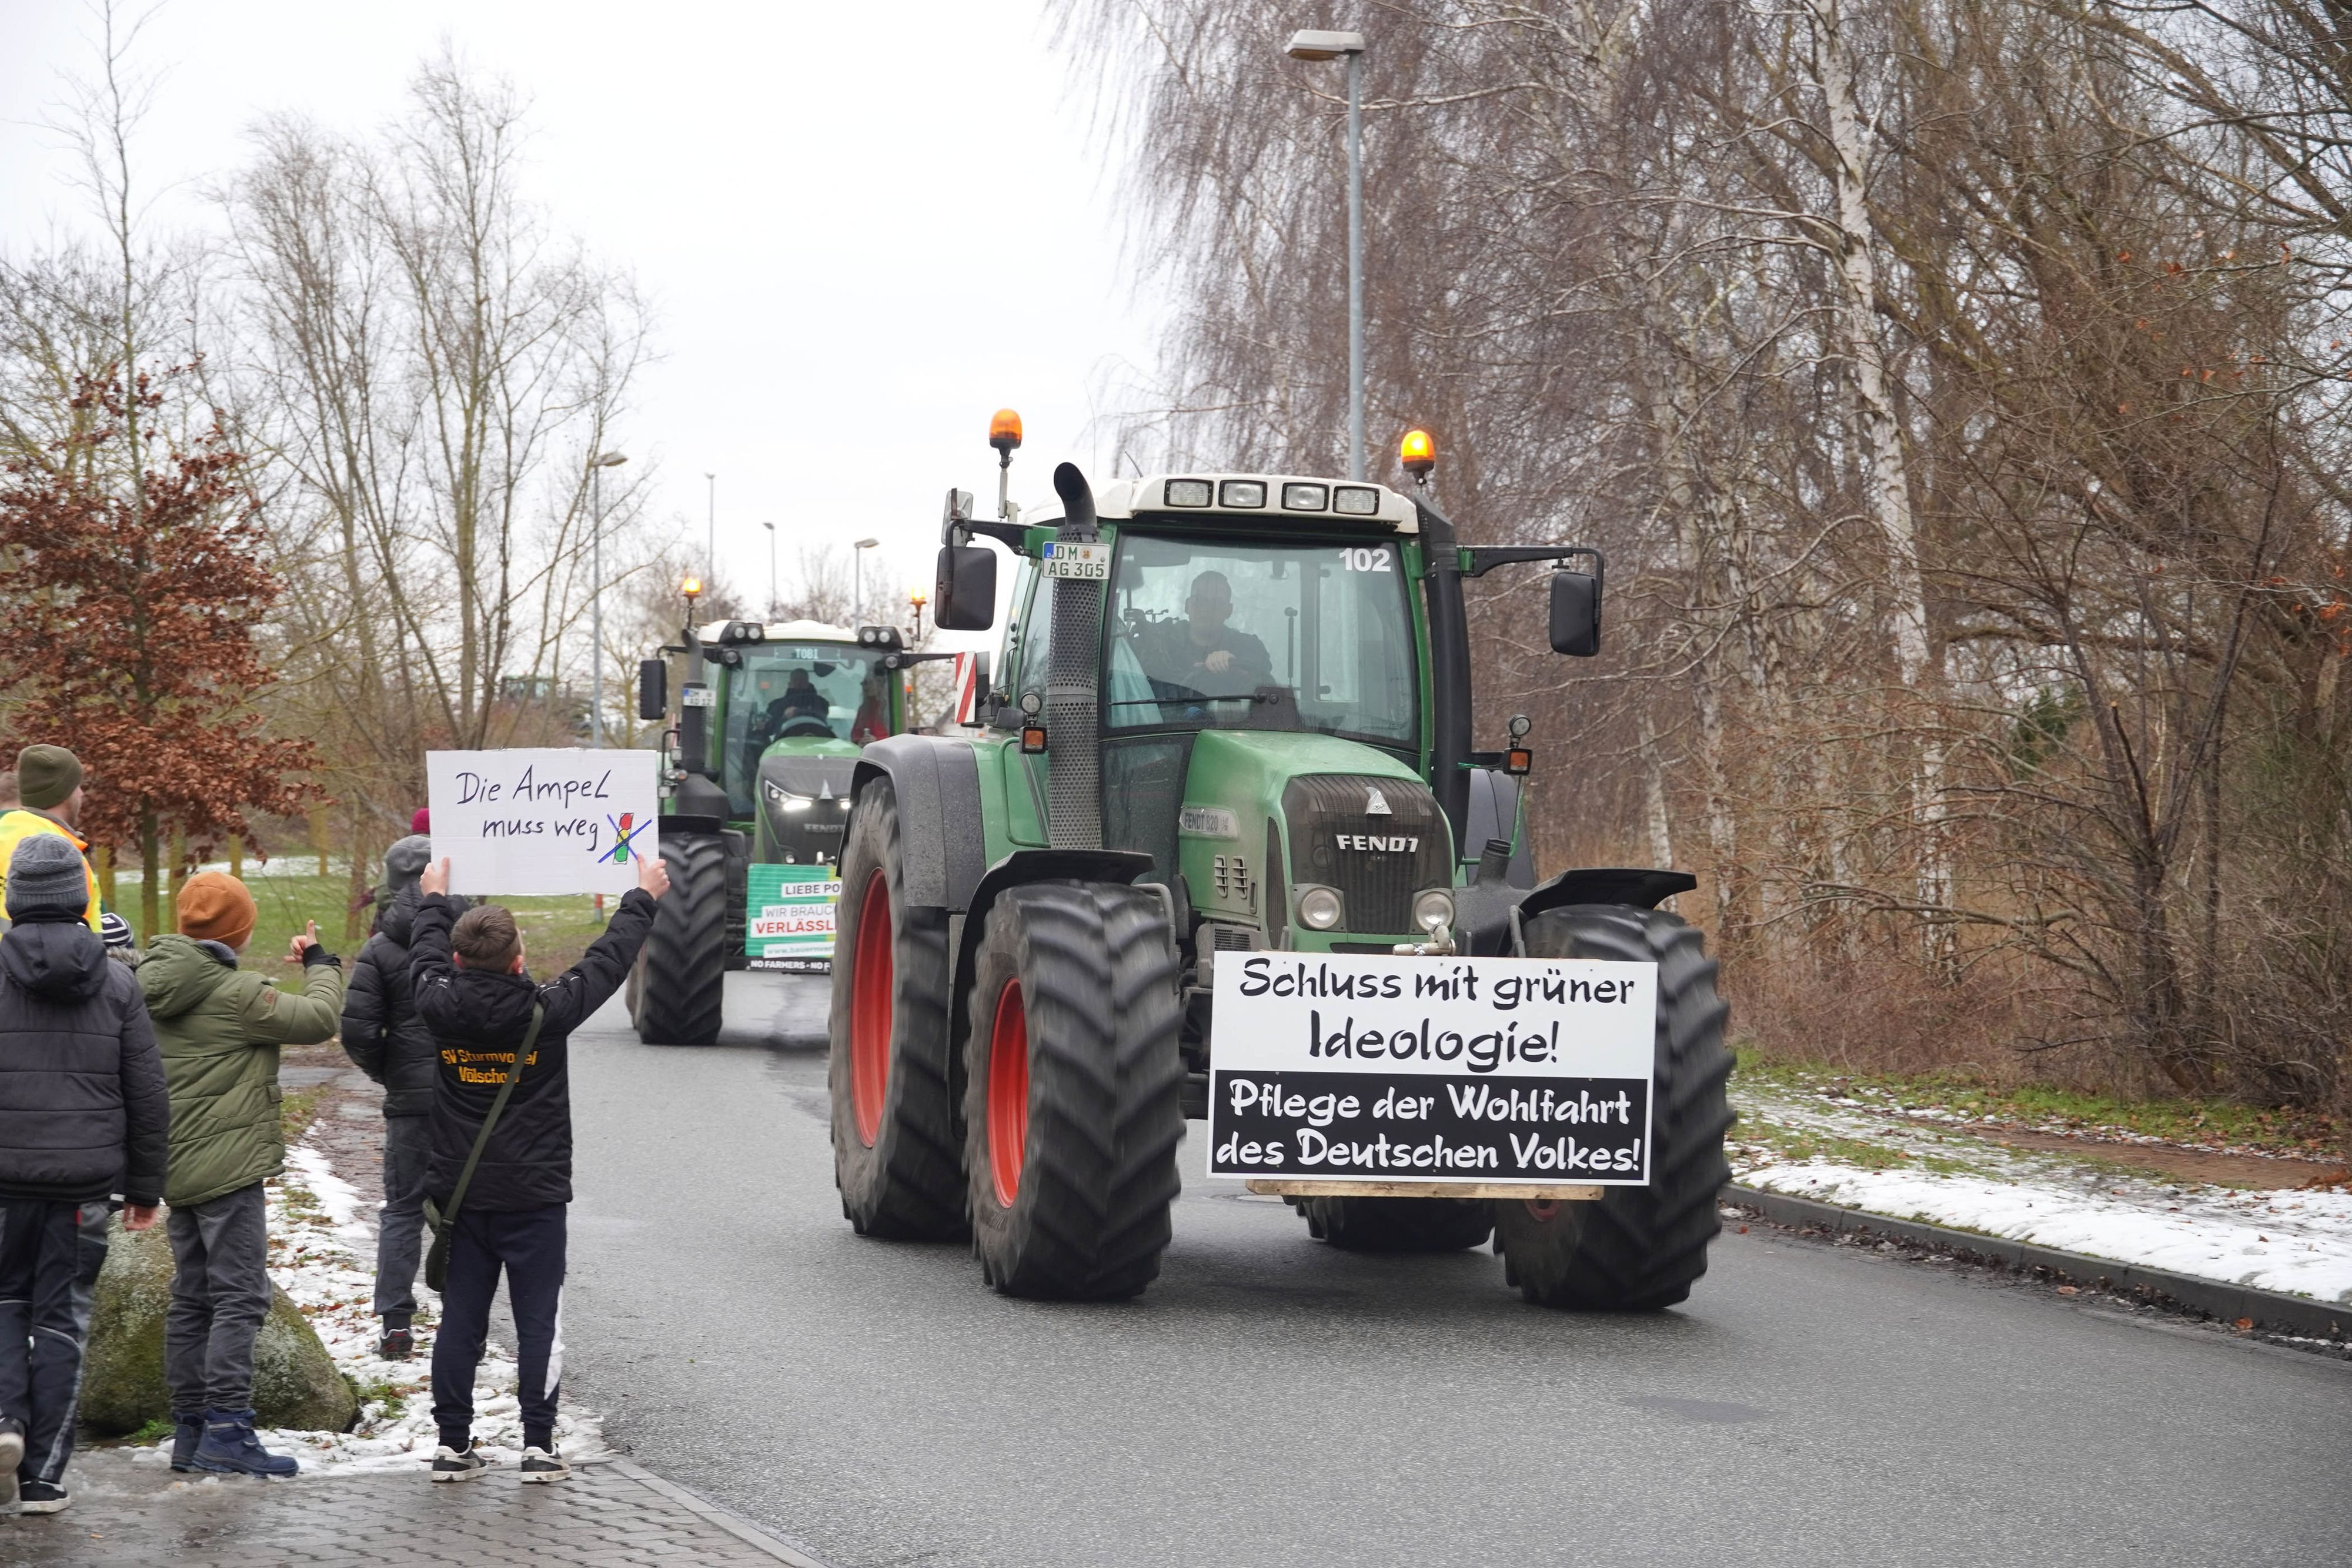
[0,1447,826,1567]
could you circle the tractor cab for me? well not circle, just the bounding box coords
[938,464,1593,954]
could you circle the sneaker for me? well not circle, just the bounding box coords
[430,1442,489,1483]
[16,1479,68,1514]
[191,1412,299,1478]
[517,1446,570,1485]
[169,1413,205,1473]
[379,1326,416,1360]
[0,1417,21,1482]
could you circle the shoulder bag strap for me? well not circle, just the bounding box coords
[442,1002,544,1232]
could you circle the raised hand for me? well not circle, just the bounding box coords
[420,857,451,897]
[638,852,671,900]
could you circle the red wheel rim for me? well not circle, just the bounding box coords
[848,870,893,1146]
[987,979,1030,1208]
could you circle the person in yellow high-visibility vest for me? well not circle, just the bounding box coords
[0,747,101,934]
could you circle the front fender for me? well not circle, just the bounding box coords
[849,735,986,914]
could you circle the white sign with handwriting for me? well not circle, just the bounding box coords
[425,749,660,895]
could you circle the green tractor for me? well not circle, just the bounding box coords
[631,613,944,1045]
[827,420,1732,1305]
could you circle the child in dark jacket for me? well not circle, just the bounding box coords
[339,834,463,1358]
[409,852,667,1483]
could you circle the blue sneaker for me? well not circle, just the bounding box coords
[191,1412,299,1477]
[169,1413,205,1473]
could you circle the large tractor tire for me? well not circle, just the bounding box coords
[630,833,730,1047]
[962,881,1184,1299]
[1296,1195,1494,1253]
[827,777,964,1239]
[1492,904,1732,1310]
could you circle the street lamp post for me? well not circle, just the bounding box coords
[1286,27,1369,480]
[853,537,880,624]
[588,450,628,747]
[704,472,717,591]
[761,521,777,619]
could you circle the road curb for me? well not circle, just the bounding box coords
[1722,1183,2350,1340]
[606,1456,837,1567]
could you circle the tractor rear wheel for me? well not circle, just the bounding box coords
[1297,1196,1494,1253]
[963,881,1184,1299]
[1493,904,1732,1310]
[630,832,730,1047]
[827,777,963,1239]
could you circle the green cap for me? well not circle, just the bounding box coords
[16,746,82,811]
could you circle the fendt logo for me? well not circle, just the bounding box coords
[1334,833,1421,853]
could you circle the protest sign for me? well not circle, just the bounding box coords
[1207,952,1657,1185]
[425,749,660,896]
[746,864,839,973]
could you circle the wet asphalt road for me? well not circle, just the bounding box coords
[559,974,2351,1568]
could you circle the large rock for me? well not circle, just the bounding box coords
[80,1212,358,1436]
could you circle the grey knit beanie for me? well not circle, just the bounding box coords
[6,834,88,924]
[383,834,433,892]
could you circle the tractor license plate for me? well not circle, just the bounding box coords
[1206,952,1657,1187]
[1042,542,1110,580]
[683,686,716,707]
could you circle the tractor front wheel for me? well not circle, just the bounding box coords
[1297,1196,1494,1253]
[1493,904,1733,1309]
[827,777,963,1239]
[963,881,1184,1299]
[630,833,730,1047]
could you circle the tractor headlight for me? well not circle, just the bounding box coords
[1412,888,1455,934]
[764,780,814,814]
[1297,885,1344,931]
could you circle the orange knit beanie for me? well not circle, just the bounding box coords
[178,871,258,950]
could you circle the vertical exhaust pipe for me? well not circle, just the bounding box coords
[1046,462,1104,850]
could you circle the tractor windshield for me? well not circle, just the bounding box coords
[1105,530,1417,747]
[721,644,890,813]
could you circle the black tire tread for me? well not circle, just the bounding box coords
[964,881,1184,1299]
[1494,905,1733,1310]
[828,777,964,1239]
[633,834,730,1047]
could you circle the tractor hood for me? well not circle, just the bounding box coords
[756,742,861,865]
[1177,731,1451,941]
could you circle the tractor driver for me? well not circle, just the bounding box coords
[777,670,829,723]
[1134,570,1272,700]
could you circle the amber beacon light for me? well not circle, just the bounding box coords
[990,408,1024,456]
[1399,428,1436,477]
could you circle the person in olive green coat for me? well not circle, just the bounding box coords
[139,872,343,1478]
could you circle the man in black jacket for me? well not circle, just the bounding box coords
[340,835,460,1359]
[0,834,169,1514]
[410,851,667,1485]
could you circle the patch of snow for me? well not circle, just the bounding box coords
[1733,1079,2352,1304]
[1738,1159,2352,1303]
[122,1144,603,1477]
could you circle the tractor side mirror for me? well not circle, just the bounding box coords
[637,658,666,721]
[936,544,997,631]
[1548,570,1601,657]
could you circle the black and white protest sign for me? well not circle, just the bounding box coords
[426,749,660,896]
[1208,953,1657,1185]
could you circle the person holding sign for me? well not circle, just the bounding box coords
[408,848,669,1485]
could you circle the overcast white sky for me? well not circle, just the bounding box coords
[0,0,1161,628]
